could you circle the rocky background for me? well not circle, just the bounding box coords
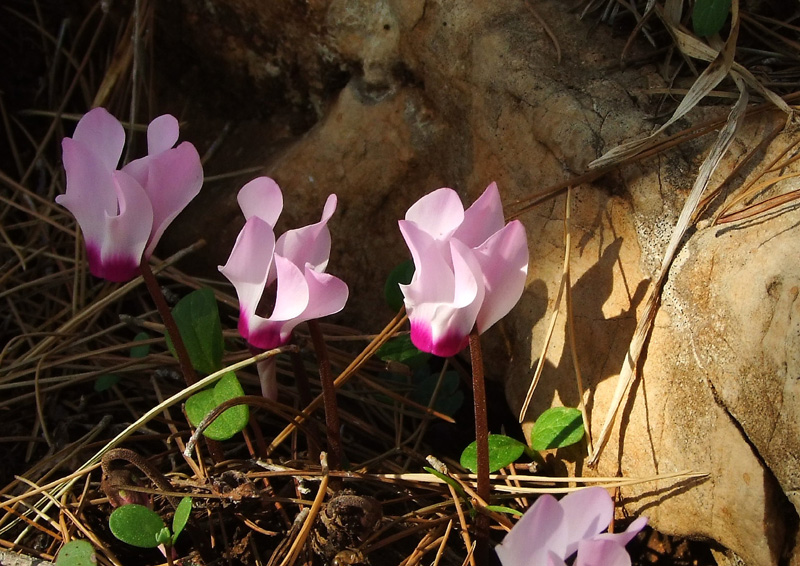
[141,1,799,564]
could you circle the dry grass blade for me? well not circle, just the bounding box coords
[588,71,751,466]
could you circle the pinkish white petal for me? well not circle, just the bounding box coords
[59,137,119,229]
[146,114,180,155]
[559,487,615,557]
[404,187,465,240]
[124,141,203,257]
[71,107,125,171]
[454,182,507,247]
[297,267,349,321]
[495,495,568,566]
[594,516,648,547]
[275,194,336,272]
[473,220,528,333]
[218,217,276,338]
[399,222,480,356]
[237,176,283,227]
[84,170,153,282]
[574,539,632,566]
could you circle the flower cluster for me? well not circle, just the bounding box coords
[398,182,529,357]
[57,108,203,282]
[495,487,647,566]
[218,176,349,352]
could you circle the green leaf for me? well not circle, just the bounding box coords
[692,0,732,37]
[55,539,96,566]
[530,407,585,451]
[411,370,464,417]
[165,288,224,374]
[94,374,121,392]
[384,259,415,312]
[171,497,192,543]
[185,372,249,440]
[130,332,151,358]
[108,504,165,548]
[423,466,466,497]
[155,527,172,546]
[460,434,526,473]
[376,334,430,369]
[484,505,524,517]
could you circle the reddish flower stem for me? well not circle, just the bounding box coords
[140,261,198,386]
[469,329,490,559]
[307,320,343,473]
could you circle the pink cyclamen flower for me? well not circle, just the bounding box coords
[57,107,203,282]
[495,487,648,566]
[398,182,528,357]
[219,177,349,352]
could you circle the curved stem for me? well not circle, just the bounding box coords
[139,260,197,386]
[469,330,489,561]
[307,321,342,473]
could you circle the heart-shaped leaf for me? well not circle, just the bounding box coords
[108,504,165,548]
[165,288,224,375]
[130,332,151,358]
[377,334,430,369]
[460,434,526,473]
[384,259,415,312]
[185,372,249,440]
[692,0,732,37]
[530,407,585,451]
[55,540,96,566]
[411,370,464,416]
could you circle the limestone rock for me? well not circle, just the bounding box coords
[162,1,800,563]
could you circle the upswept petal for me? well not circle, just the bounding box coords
[71,107,125,171]
[269,255,311,322]
[594,516,648,547]
[275,194,336,272]
[85,170,153,282]
[415,240,482,357]
[123,141,203,257]
[59,137,119,228]
[398,220,454,305]
[558,487,615,557]
[299,267,349,321]
[454,182,506,247]
[574,539,632,566]
[146,114,180,155]
[495,495,568,566]
[218,217,276,323]
[473,220,528,333]
[404,187,465,240]
[237,176,283,227]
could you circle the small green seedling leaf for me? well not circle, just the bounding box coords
[484,505,524,517]
[108,504,165,548]
[55,539,96,566]
[171,496,192,543]
[530,407,585,451]
[185,372,249,440]
[384,259,415,312]
[376,334,430,369]
[423,466,466,497]
[165,288,224,374]
[460,434,526,473]
[130,332,151,358]
[692,0,732,37]
[94,374,121,392]
[155,527,172,547]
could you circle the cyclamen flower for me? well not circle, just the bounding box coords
[495,487,648,566]
[57,107,203,282]
[398,182,528,357]
[219,177,349,352]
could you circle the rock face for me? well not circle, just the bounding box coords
[163,0,800,563]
